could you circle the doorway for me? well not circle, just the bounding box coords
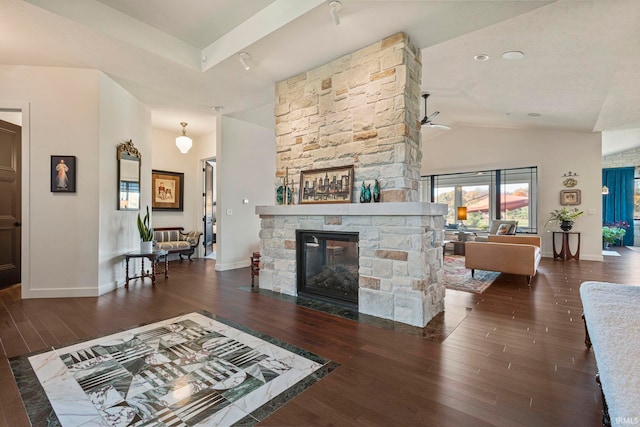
[0,115,22,289]
[203,159,216,259]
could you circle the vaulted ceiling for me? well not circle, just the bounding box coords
[1,0,639,154]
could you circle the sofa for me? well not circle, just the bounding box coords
[464,235,541,284]
[580,281,640,426]
[153,227,202,261]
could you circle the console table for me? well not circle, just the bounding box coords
[552,231,581,261]
[124,249,168,287]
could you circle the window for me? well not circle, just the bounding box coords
[421,167,538,233]
[120,180,140,210]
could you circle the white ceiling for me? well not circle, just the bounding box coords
[1,0,639,155]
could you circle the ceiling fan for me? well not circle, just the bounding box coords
[421,93,450,130]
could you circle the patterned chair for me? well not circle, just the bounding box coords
[154,227,202,261]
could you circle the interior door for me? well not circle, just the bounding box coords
[203,160,215,256]
[0,119,21,289]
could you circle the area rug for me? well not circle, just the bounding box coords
[10,311,338,426]
[443,255,500,294]
[602,250,621,256]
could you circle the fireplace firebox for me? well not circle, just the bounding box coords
[296,230,359,306]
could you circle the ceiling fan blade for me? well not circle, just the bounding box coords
[426,111,440,121]
[427,123,451,130]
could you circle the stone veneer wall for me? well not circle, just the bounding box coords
[274,32,422,203]
[257,203,447,327]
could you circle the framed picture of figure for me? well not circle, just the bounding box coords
[152,170,184,211]
[51,155,77,192]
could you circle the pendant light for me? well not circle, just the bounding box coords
[176,122,192,154]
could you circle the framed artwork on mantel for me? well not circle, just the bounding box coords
[152,170,184,211]
[299,166,354,204]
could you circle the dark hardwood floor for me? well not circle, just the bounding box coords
[2,247,639,426]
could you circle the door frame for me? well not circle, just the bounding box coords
[0,102,31,298]
[202,157,216,257]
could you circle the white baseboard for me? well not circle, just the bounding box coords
[215,260,250,271]
[22,287,100,299]
[542,252,603,261]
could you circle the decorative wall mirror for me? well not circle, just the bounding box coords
[117,140,141,210]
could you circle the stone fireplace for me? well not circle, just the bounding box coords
[256,32,447,327]
[256,203,446,327]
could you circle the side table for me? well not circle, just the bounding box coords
[124,249,169,287]
[552,231,581,261]
[445,240,467,255]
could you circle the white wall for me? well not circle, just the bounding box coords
[0,66,153,297]
[98,74,152,293]
[216,116,275,270]
[0,66,99,297]
[0,111,22,125]
[421,126,603,261]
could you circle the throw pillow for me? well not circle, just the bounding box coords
[496,223,511,235]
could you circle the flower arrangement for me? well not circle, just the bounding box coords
[544,207,584,229]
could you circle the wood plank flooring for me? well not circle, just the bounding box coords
[2,248,639,426]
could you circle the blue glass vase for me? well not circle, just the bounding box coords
[373,179,380,202]
[360,181,372,203]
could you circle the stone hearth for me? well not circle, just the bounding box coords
[256,203,447,327]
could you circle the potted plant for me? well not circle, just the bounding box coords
[544,207,584,231]
[137,206,154,252]
[602,222,628,248]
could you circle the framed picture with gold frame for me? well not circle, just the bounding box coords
[152,170,184,211]
[560,189,581,206]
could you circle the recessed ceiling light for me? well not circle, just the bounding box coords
[528,112,541,117]
[213,106,224,112]
[474,54,490,62]
[502,51,525,60]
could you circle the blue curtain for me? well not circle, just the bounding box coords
[602,167,635,246]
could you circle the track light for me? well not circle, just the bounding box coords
[328,1,342,25]
[238,52,251,71]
